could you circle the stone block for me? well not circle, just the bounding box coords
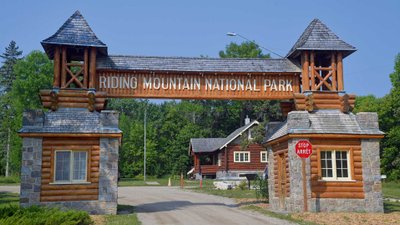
[21,183,33,190]
[287,111,310,129]
[31,171,41,178]
[356,112,379,129]
[100,111,119,128]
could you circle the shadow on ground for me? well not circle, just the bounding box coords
[134,200,238,213]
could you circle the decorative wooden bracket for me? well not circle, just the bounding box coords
[50,90,59,111]
[88,91,96,112]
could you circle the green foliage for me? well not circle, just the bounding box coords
[355,53,400,181]
[238,180,248,190]
[255,176,268,201]
[0,50,53,176]
[219,41,270,59]
[0,205,92,225]
[0,40,23,93]
[0,176,20,184]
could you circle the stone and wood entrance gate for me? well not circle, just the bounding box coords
[19,11,384,214]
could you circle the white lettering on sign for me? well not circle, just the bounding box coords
[99,75,294,92]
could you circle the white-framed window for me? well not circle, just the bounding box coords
[234,151,250,163]
[260,151,268,163]
[320,150,351,181]
[54,150,88,183]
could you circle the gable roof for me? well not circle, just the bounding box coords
[41,10,107,59]
[286,19,356,59]
[97,55,301,73]
[190,120,259,153]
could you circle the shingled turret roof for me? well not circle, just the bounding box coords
[41,10,107,59]
[287,19,356,59]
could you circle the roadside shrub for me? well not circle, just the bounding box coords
[238,180,248,190]
[0,205,93,225]
[255,176,269,201]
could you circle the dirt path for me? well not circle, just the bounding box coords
[119,186,294,225]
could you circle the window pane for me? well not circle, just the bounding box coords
[327,160,332,168]
[326,152,332,159]
[327,169,333,177]
[336,151,348,178]
[244,153,249,162]
[73,152,87,181]
[55,151,71,181]
[240,153,244,161]
[235,153,239,161]
[322,169,326,177]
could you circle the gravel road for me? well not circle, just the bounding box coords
[0,186,295,225]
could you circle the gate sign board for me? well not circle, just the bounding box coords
[295,140,312,158]
[96,71,299,100]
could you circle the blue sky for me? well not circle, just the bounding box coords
[1,0,399,97]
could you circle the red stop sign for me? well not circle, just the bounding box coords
[295,140,312,158]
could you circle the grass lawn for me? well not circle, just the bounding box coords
[0,192,141,225]
[191,186,257,199]
[0,192,19,207]
[0,176,20,186]
[118,177,171,186]
[382,181,400,199]
[105,205,141,225]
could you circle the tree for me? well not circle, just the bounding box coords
[0,41,22,176]
[356,53,400,181]
[0,41,22,94]
[2,51,53,176]
[219,41,270,59]
[380,54,400,180]
[219,41,281,126]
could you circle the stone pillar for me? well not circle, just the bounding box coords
[362,139,384,212]
[267,148,277,209]
[20,137,42,207]
[286,138,311,212]
[99,137,119,214]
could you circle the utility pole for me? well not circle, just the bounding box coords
[143,106,147,181]
[5,127,10,177]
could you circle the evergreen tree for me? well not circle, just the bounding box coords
[0,41,22,94]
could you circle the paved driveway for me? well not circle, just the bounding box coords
[119,186,294,225]
[0,186,294,225]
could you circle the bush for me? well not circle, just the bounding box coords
[255,176,269,201]
[238,180,248,190]
[0,205,93,225]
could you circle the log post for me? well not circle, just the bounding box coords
[331,53,337,91]
[337,52,344,91]
[61,47,67,88]
[89,48,97,89]
[301,51,310,91]
[53,47,60,88]
[84,48,89,89]
[310,52,315,91]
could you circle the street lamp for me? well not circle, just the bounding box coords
[226,32,284,58]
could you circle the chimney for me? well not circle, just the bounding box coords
[245,115,250,125]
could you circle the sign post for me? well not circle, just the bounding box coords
[295,140,312,212]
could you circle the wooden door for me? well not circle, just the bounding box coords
[277,153,286,208]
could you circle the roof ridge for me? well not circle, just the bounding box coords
[105,54,288,61]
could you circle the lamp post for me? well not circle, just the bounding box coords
[226,32,284,58]
[144,103,147,182]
